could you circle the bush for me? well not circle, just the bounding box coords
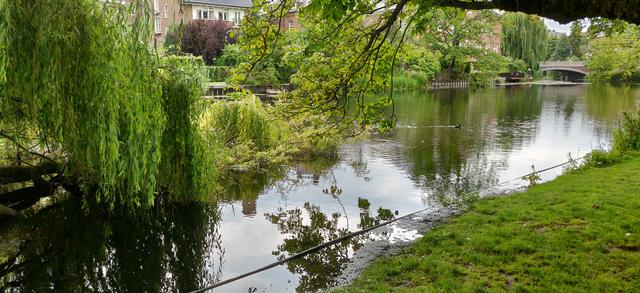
[582,149,621,168]
[582,111,640,169]
[393,71,431,90]
[181,20,233,65]
[507,58,528,73]
[163,23,182,54]
[613,111,640,154]
[208,95,287,151]
[216,44,243,66]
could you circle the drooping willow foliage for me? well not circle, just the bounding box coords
[0,0,213,208]
[501,13,548,70]
[158,57,217,201]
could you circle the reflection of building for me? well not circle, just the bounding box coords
[241,199,257,216]
[148,0,251,41]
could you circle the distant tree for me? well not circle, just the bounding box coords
[415,8,498,79]
[587,24,640,82]
[546,35,559,60]
[588,17,630,38]
[163,23,183,54]
[216,43,243,66]
[569,20,586,59]
[549,35,572,61]
[501,13,548,69]
[181,20,233,65]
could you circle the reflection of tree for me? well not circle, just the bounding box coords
[0,198,224,292]
[265,198,394,293]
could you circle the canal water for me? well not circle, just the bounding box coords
[1,84,639,292]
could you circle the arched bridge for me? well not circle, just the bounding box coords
[539,61,589,81]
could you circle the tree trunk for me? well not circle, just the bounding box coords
[447,56,457,80]
[0,203,17,219]
[0,162,60,184]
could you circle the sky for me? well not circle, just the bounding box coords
[544,18,590,35]
[544,19,572,35]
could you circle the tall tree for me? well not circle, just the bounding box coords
[569,20,586,59]
[182,20,233,65]
[587,24,640,82]
[501,12,548,69]
[415,8,498,79]
[549,34,572,61]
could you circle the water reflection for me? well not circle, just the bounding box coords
[1,198,224,292]
[264,197,394,292]
[2,84,640,292]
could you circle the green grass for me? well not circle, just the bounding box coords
[337,156,640,292]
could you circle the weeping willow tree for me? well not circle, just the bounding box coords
[158,57,218,202]
[0,0,214,208]
[501,13,548,70]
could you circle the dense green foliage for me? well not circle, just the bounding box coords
[569,20,586,60]
[501,13,548,69]
[216,44,243,66]
[163,23,183,54]
[206,66,231,82]
[587,24,640,82]
[393,43,441,89]
[337,154,640,292]
[415,8,498,80]
[613,112,640,154]
[1,0,164,208]
[158,57,217,201]
[546,34,573,61]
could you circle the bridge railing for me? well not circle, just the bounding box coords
[540,61,586,67]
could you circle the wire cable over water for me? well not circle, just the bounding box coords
[188,155,586,293]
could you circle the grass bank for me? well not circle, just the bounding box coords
[337,155,640,292]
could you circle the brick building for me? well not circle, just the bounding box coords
[149,0,251,42]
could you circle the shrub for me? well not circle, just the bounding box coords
[583,149,621,168]
[612,111,640,154]
[181,19,233,65]
[216,44,243,66]
[163,23,182,54]
[208,95,287,151]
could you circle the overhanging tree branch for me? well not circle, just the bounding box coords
[436,0,640,24]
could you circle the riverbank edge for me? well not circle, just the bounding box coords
[334,154,640,292]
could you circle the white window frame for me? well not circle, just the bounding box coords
[288,19,294,29]
[153,0,160,13]
[198,9,209,19]
[233,11,242,25]
[164,2,168,18]
[154,15,161,34]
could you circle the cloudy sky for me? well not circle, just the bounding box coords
[544,19,572,34]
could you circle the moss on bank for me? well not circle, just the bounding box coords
[337,155,640,292]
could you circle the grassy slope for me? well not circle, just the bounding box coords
[338,156,640,292]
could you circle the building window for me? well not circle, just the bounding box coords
[154,15,161,34]
[198,9,209,19]
[219,11,228,21]
[164,2,168,18]
[288,19,294,29]
[233,12,242,25]
[153,0,160,13]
